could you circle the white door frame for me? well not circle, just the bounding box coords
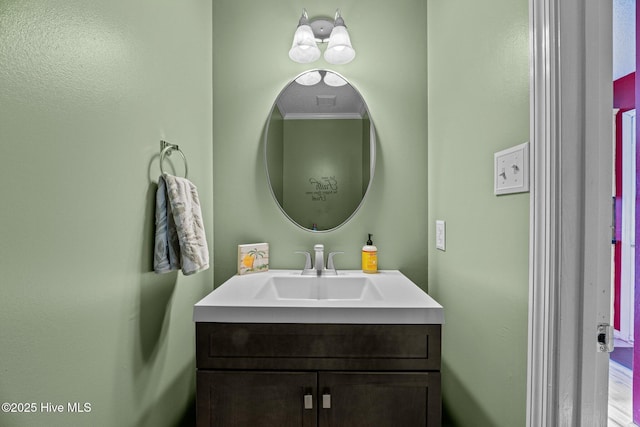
[621,109,637,343]
[527,0,613,425]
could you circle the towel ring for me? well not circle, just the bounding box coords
[160,140,189,178]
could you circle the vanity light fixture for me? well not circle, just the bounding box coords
[323,11,356,65]
[295,70,348,87]
[322,71,348,87]
[295,70,322,86]
[288,9,321,63]
[289,9,356,65]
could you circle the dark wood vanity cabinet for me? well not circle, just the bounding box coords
[197,371,317,426]
[195,323,442,427]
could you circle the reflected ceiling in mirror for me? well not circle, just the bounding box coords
[264,70,376,232]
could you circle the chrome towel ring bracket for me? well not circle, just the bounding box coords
[160,140,189,179]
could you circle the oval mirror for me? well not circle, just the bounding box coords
[264,70,376,232]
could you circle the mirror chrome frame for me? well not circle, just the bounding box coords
[263,69,376,232]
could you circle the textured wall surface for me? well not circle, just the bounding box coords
[0,0,531,424]
[212,0,429,286]
[427,0,530,425]
[0,1,213,425]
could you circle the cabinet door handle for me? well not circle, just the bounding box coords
[304,393,313,410]
[322,393,331,409]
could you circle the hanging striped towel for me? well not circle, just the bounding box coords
[154,173,209,275]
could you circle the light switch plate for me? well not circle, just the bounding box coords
[435,220,445,251]
[494,142,530,195]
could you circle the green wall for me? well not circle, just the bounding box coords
[282,119,363,230]
[427,0,530,426]
[0,1,213,426]
[212,0,429,285]
[0,0,529,425]
[213,1,529,424]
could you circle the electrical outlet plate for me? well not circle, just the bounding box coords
[494,142,530,195]
[435,220,445,251]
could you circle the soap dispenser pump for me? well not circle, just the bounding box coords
[362,233,378,274]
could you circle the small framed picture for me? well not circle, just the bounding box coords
[238,243,269,275]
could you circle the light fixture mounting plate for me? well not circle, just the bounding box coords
[309,19,334,42]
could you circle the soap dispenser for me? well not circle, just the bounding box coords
[362,234,378,274]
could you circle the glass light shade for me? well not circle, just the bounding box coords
[324,26,355,65]
[289,25,321,63]
[323,72,348,87]
[295,71,322,86]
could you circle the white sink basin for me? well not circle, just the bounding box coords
[193,270,444,324]
[254,276,383,301]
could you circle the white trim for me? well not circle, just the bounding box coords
[527,0,612,425]
[527,0,560,423]
[283,113,364,120]
[579,0,613,422]
[620,109,636,343]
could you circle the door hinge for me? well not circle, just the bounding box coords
[597,323,614,353]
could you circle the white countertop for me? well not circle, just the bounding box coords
[193,270,444,324]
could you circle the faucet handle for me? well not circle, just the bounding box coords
[327,251,344,271]
[295,251,312,270]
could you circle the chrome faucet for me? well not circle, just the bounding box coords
[296,244,343,276]
[313,244,324,275]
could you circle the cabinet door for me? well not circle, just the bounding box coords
[197,371,317,427]
[318,372,440,427]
